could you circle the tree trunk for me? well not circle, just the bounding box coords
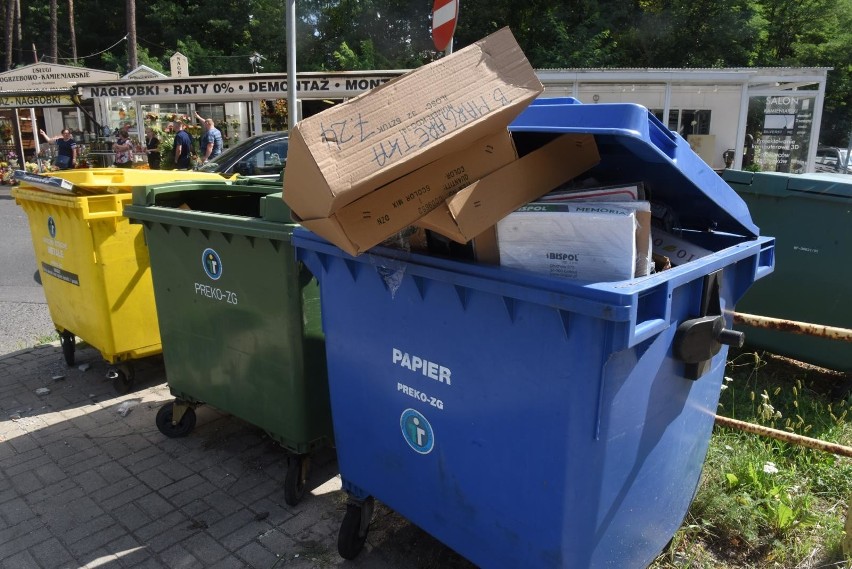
[126,0,137,71]
[69,0,77,63]
[3,0,13,70]
[14,0,21,44]
[50,0,58,63]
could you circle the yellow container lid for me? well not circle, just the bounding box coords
[43,168,232,193]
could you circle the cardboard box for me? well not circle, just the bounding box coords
[529,186,652,277]
[296,130,517,256]
[497,202,646,282]
[415,133,600,243]
[283,27,543,220]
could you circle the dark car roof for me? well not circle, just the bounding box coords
[196,131,288,176]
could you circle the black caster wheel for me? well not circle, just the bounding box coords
[337,497,374,560]
[155,401,196,438]
[59,331,75,366]
[284,454,310,507]
[107,363,135,394]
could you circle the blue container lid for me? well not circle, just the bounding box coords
[510,97,760,238]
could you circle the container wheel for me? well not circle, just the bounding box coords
[155,402,196,438]
[284,454,310,507]
[107,363,135,395]
[59,331,75,366]
[337,497,374,560]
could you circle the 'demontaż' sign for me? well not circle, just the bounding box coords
[81,73,403,102]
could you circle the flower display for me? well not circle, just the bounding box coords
[260,99,288,130]
[0,151,19,184]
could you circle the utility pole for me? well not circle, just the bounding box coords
[286,0,298,128]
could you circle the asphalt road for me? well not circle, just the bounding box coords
[0,185,55,355]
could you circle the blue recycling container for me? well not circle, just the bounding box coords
[292,98,775,568]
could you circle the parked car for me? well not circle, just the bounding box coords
[196,131,288,180]
[814,146,851,174]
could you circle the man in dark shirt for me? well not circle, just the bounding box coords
[172,120,193,170]
[38,128,77,169]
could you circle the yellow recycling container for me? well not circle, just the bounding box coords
[12,183,166,393]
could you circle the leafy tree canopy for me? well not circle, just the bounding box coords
[2,0,850,145]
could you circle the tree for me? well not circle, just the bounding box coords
[126,0,137,70]
[1,0,850,149]
[4,0,14,70]
[49,0,57,62]
[68,0,77,63]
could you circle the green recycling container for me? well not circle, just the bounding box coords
[123,178,333,505]
[723,170,851,373]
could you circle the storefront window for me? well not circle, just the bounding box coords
[652,109,712,136]
[747,95,815,173]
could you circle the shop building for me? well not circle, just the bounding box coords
[74,70,404,159]
[0,63,119,169]
[73,65,829,173]
[538,67,830,172]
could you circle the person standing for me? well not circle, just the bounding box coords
[194,111,223,164]
[172,120,193,170]
[112,126,134,168]
[144,128,161,170]
[38,128,77,169]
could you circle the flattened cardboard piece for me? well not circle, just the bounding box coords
[284,27,543,219]
[416,133,600,243]
[471,226,500,264]
[297,130,517,256]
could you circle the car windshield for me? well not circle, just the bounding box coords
[195,134,281,173]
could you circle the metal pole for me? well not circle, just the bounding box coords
[715,414,852,459]
[733,312,852,342]
[286,0,298,130]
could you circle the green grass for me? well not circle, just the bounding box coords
[34,331,59,346]
[651,349,852,568]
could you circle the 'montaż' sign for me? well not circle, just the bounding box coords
[431,0,459,52]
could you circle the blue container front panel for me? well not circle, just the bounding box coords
[301,243,758,568]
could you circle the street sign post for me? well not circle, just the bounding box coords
[431,0,459,53]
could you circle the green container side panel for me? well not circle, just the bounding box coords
[126,182,333,454]
[724,170,851,373]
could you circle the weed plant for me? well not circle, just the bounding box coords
[652,349,852,568]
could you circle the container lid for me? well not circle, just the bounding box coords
[724,169,852,199]
[510,98,759,237]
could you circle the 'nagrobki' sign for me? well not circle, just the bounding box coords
[81,72,405,102]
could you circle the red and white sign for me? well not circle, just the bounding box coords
[431,0,459,52]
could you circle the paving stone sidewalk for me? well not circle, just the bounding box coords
[0,342,473,569]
